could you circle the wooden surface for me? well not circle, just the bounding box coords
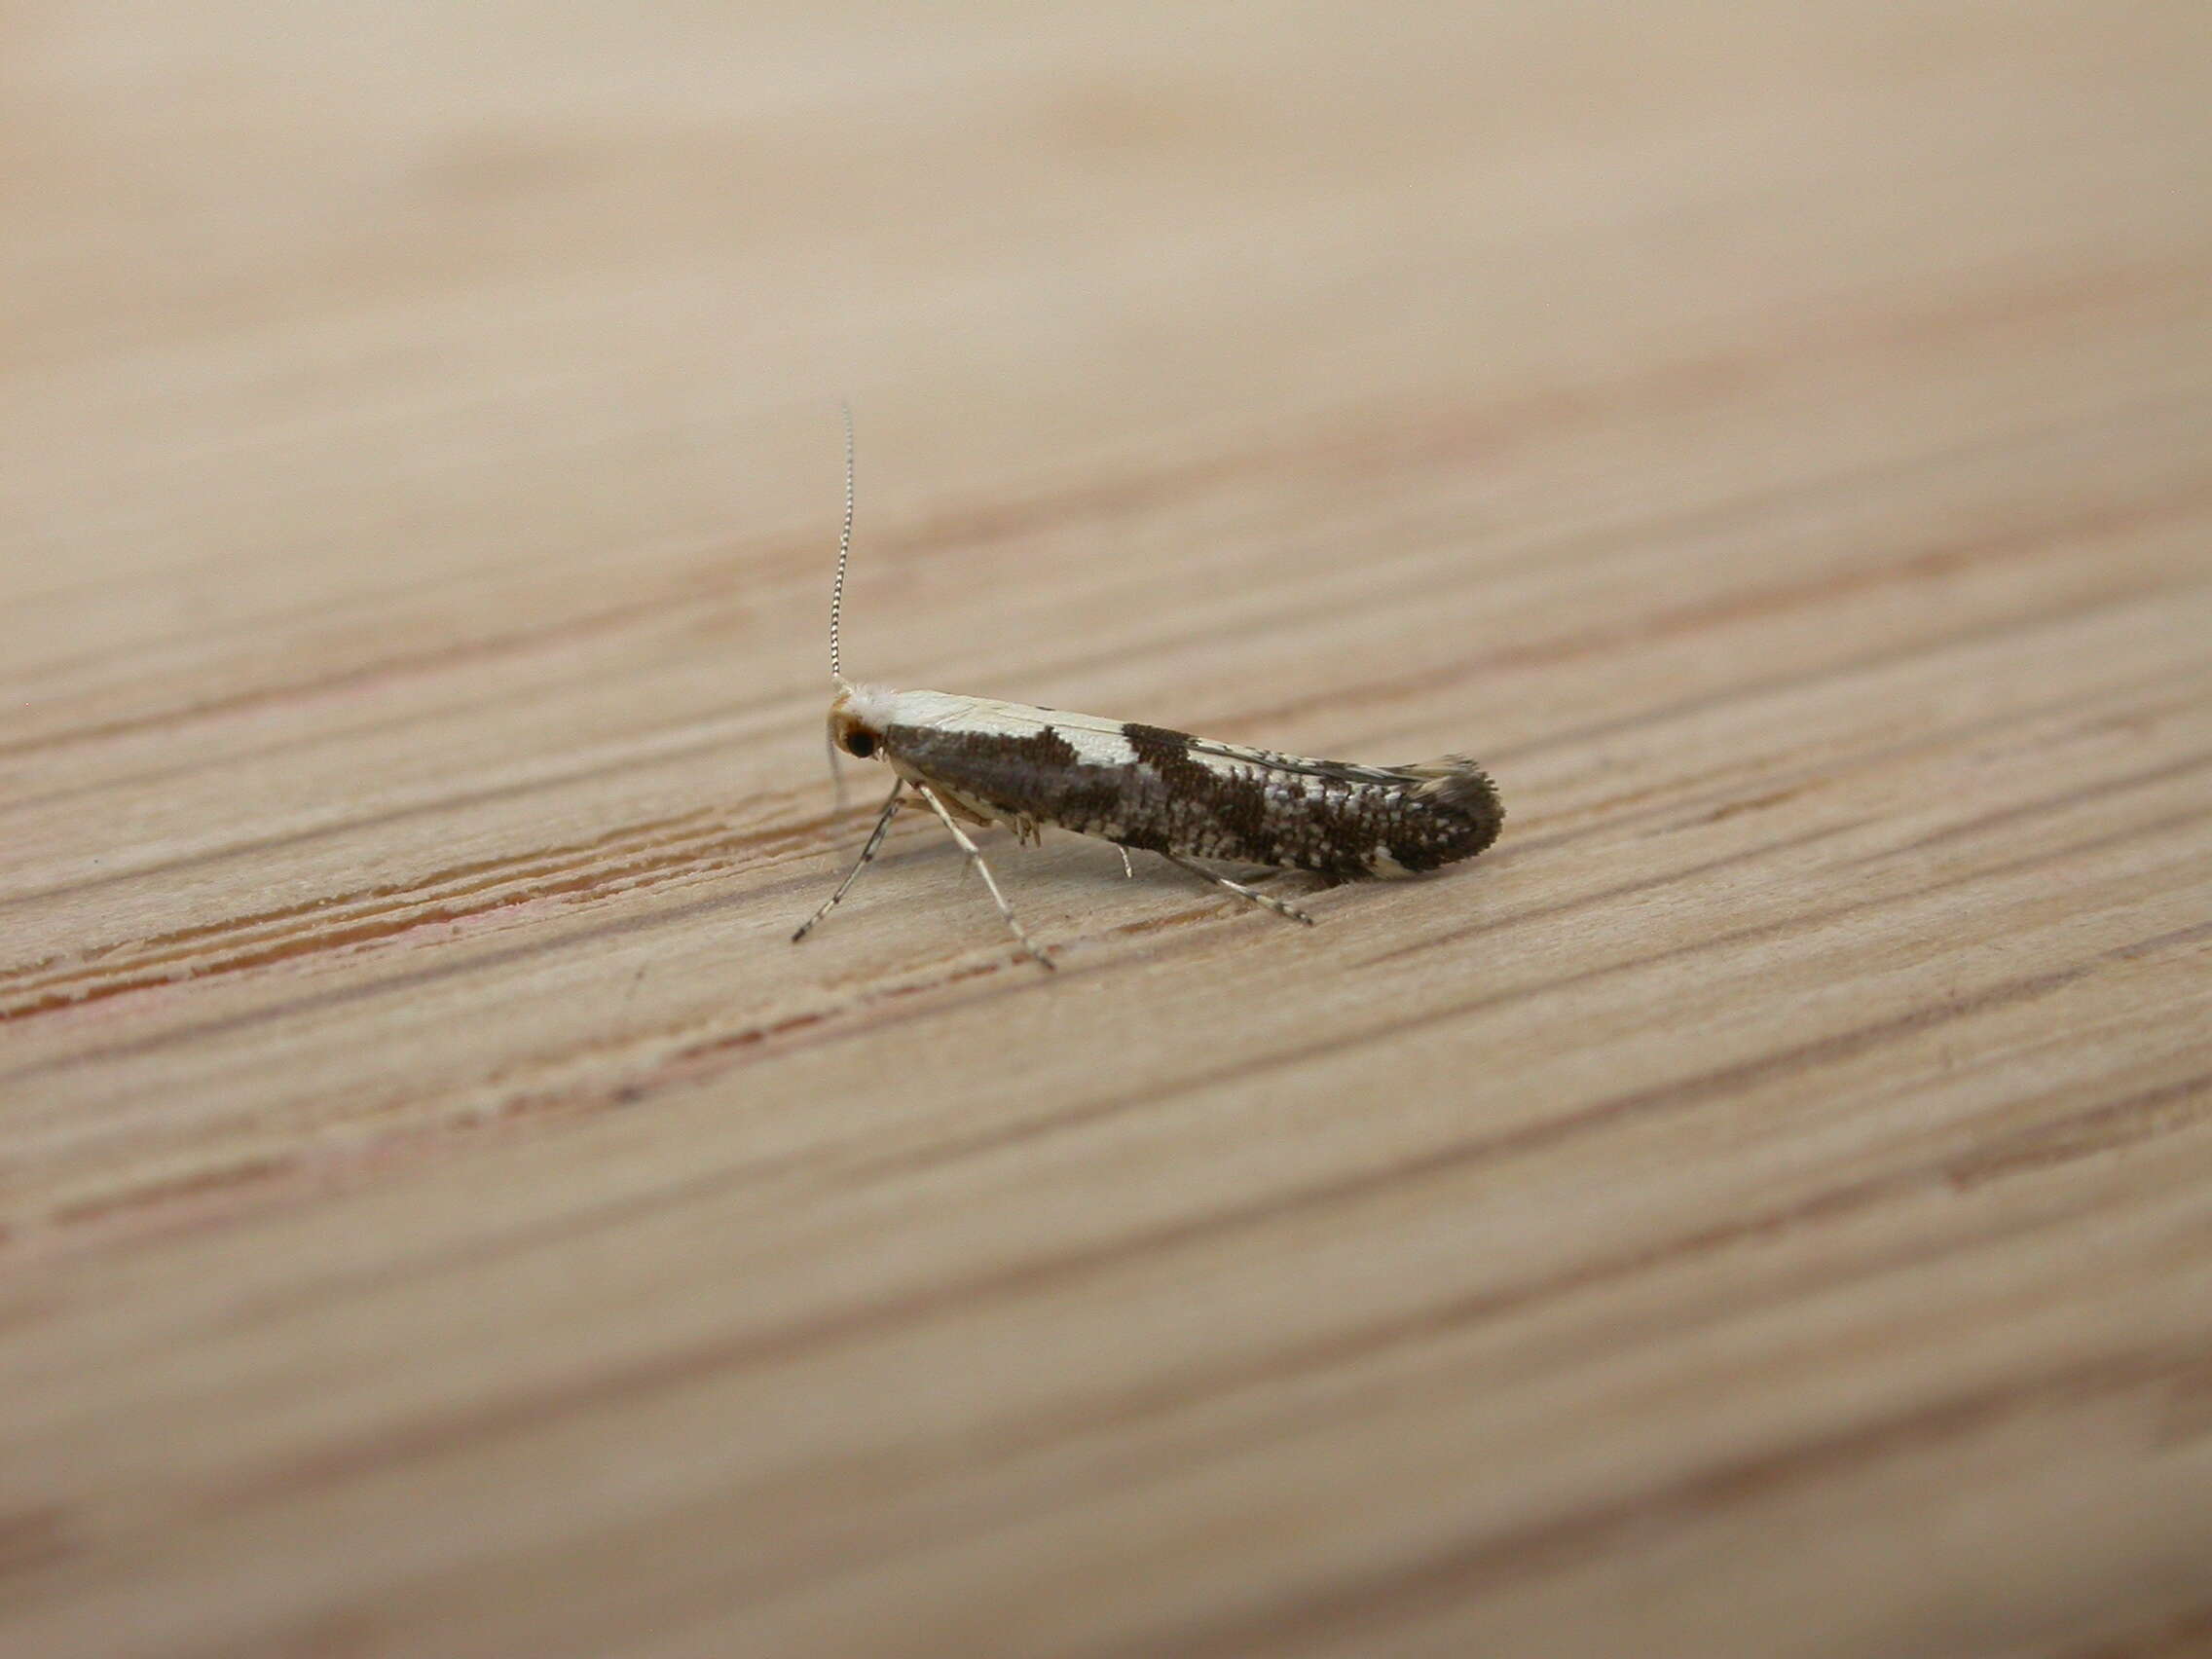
[4,5,2211,1655]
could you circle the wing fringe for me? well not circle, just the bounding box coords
[1397,755,1501,812]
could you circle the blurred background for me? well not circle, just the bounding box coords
[9,2,2200,665]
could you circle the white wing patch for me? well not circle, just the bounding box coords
[847,685,1411,784]
[844,687,1138,766]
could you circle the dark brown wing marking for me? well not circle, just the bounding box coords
[881,718,1501,878]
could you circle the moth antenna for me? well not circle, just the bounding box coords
[823,400,856,820]
[830,399,856,687]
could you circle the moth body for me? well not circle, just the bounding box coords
[830,685,1500,881]
[791,408,1503,969]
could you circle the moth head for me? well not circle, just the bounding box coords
[827,686,883,760]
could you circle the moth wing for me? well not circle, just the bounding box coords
[1004,710,1428,788]
[1179,735,1415,787]
[863,688,1489,802]
[964,704,1462,792]
[1184,736,1499,822]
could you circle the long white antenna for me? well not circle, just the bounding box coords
[830,400,856,685]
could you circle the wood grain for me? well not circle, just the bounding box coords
[3,4,2210,1656]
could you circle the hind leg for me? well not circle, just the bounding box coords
[1161,852,1316,926]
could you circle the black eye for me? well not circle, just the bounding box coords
[843,730,876,758]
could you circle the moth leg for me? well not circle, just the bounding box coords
[911,782,1055,971]
[1244,866,1343,899]
[792,779,905,942]
[1118,846,1135,880]
[1161,852,1316,927]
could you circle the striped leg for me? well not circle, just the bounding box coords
[1162,852,1316,926]
[912,782,1055,970]
[792,779,905,941]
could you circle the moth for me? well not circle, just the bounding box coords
[793,410,1502,969]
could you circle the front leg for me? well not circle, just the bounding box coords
[793,779,906,942]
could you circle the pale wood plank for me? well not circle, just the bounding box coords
[3,5,2210,1657]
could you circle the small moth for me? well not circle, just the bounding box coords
[793,409,1502,969]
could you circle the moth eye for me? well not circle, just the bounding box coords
[843,729,876,758]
